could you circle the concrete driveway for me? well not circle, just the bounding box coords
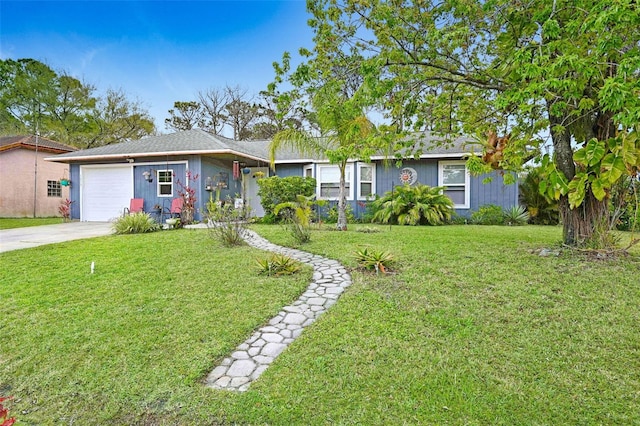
[0,222,114,253]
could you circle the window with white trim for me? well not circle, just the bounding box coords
[157,170,173,197]
[439,161,469,208]
[357,163,375,200]
[317,164,353,200]
[47,180,62,197]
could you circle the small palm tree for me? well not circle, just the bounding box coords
[372,184,454,225]
[274,194,318,243]
[273,194,315,227]
[519,167,559,225]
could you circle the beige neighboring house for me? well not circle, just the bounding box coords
[0,135,76,217]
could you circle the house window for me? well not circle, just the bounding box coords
[317,164,353,200]
[439,161,469,208]
[157,170,173,197]
[357,163,375,200]
[47,180,62,197]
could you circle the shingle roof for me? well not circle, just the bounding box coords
[0,135,76,154]
[45,129,474,163]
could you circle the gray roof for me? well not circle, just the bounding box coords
[46,129,474,163]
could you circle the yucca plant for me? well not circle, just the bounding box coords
[371,184,454,225]
[503,205,530,226]
[112,212,160,234]
[256,253,302,276]
[206,198,246,247]
[353,247,395,274]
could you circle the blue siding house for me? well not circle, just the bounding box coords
[46,129,518,222]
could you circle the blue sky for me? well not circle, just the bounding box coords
[0,0,314,132]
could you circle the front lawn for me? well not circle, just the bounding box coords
[1,225,638,424]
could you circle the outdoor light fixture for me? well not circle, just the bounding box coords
[143,170,153,182]
[205,176,213,192]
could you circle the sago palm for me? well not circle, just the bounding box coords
[372,184,454,225]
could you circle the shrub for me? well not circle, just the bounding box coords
[175,170,199,224]
[257,176,316,217]
[112,212,160,234]
[256,253,302,276]
[504,205,530,226]
[206,198,246,247]
[371,184,454,225]
[470,204,504,225]
[356,226,381,233]
[324,203,356,224]
[58,198,74,222]
[519,167,560,225]
[610,175,639,231]
[353,248,395,274]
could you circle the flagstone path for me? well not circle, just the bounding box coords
[205,228,352,392]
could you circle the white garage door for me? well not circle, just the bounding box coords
[81,166,133,221]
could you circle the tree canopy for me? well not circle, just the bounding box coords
[0,58,155,148]
[291,0,640,247]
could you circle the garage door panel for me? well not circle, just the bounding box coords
[82,166,133,221]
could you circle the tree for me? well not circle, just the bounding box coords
[0,58,155,147]
[164,101,205,131]
[197,87,229,135]
[301,0,640,248]
[268,52,386,230]
[84,89,155,149]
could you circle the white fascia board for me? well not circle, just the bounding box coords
[369,152,480,161]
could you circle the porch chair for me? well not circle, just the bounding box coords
[123,198,144,216]
[169,197,183,218]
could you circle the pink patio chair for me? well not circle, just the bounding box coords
[123,198,144,216]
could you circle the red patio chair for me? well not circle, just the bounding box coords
[123,198,144,215]
[169,198,183,218]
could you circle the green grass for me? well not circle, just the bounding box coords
[1,225,639,424]
[0,217,64,229]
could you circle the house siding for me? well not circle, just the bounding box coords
[0,148,71,217]
[273,159,518,220]
[273,163,304,178]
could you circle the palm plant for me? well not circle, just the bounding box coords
[371,184,454,225]
[268,53,389,231]
[519,167,559,225]
[274,194,316,243]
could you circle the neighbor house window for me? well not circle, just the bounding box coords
[47,180,62,197]
[317,164,353,200]
[439,161,470,208]
[357,163,375,200]
[157,170,173,197]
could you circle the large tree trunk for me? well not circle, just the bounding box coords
[549,108,609,246]
[558,191,609,246]
[337,162,348,231]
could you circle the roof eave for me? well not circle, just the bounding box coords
[45,149,268,163]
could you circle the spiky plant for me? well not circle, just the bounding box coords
[256,254,302,276]
[371,184,454,226]
[112,212,160,234]
[353,247,395,274]
[504,205,530,226]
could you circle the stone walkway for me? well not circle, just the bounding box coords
[205,229,352,392]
